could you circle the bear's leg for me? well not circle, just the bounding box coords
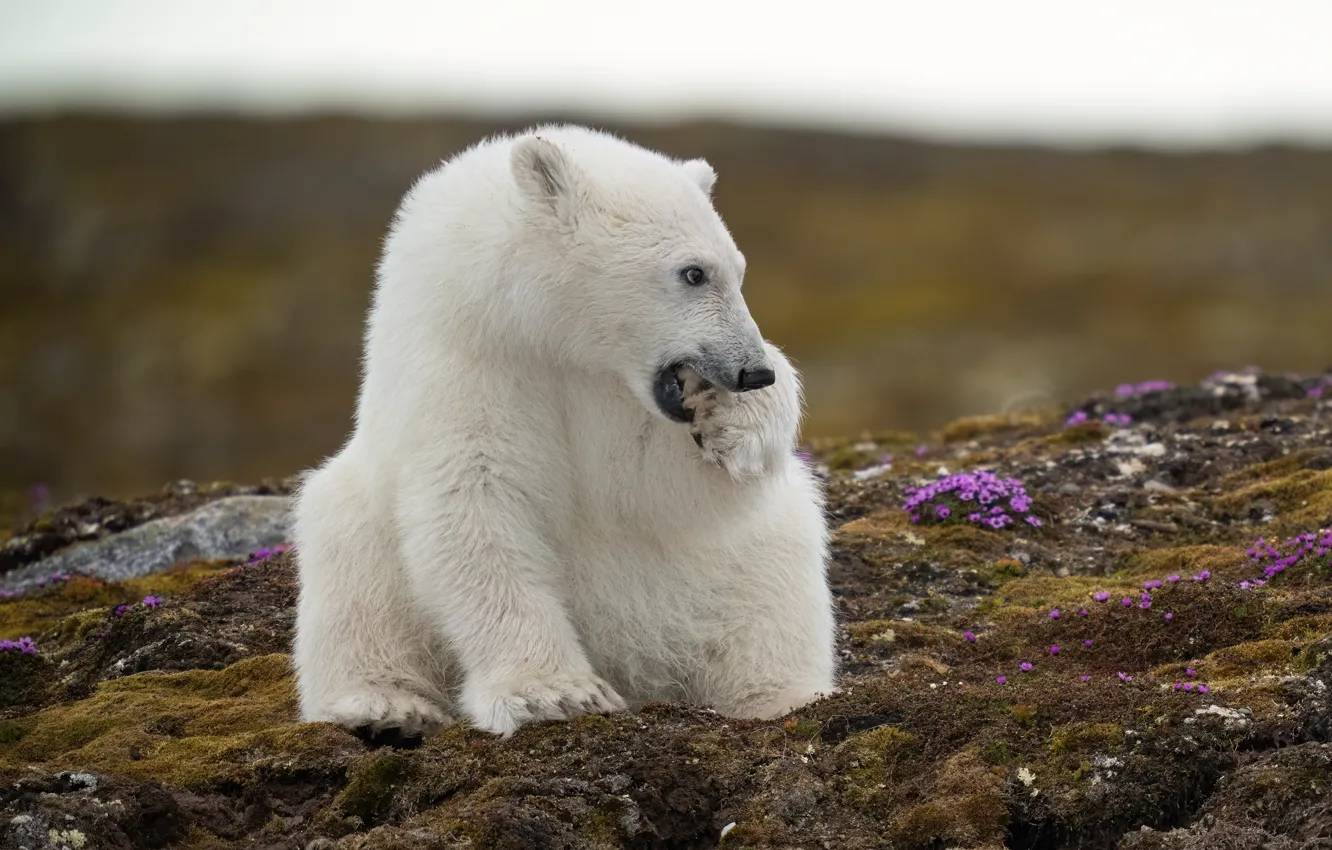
[695,507,838,720]
[686,341,803,480]
[292,452,452,743]
[395,455,627,737]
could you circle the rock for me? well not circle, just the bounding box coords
[0,496,290,593]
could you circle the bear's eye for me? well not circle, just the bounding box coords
[681,265,707,287]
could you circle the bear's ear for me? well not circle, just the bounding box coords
[512,135,581,223]
[680,158,716,196]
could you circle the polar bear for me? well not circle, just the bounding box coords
[291,125,836,740]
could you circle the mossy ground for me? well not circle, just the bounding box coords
[2,376,1330,849]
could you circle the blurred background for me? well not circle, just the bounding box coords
[2,0,1331,508]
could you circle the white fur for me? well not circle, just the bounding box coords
[291,125,836,737]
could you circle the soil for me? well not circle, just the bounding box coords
[2,369,1330,849]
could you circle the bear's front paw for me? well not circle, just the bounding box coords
[682,374,773,479]
[460,671,627,737]
[313,686,453,747]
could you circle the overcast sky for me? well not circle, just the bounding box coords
[2,0,1330,147]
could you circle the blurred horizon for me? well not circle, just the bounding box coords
[3,0,1332,149]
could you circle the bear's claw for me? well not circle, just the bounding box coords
[461,672,627,737]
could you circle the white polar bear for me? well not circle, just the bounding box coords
[291,125,837,739]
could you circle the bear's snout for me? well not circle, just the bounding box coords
[737,367,776,392]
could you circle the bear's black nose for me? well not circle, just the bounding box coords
[737,368,776,391]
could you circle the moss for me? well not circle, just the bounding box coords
[845,619,962,650]
[1049,722,1123,757]
[1121,545,1248,581]
[1212,469,1332,527]
[781,717,823,739]
[835,725,919,786]
[1010,704,1038,729]
[822,442,884,472]
[1048,422,1109,444]
[0,654,353,790]
[0,560,230,641]
[891,750,1007,848]
[941,411,1048,443]
[994,558,1026,580]
[1197,639,1303,681]
[980,740,1013,766]
[334,752,413,828]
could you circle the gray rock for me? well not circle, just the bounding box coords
[0,496,290,593]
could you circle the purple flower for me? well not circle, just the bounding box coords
[1084,639,1094,647]
[1118,672,1132,683]
[1182,682,1196,691]
[1164,612,1174,622]
[996,676,1007,684]
[1093,592,1110,602]
[1173,682,1182,690]
[1167,574,1180,583]
[964,631,976,643]
[1143,580,1162,590]
[1311,386,1325,399]
[1049,609,1060,620]
[915,444,929,457]
[1122,597,1133,607]
[1185,668,1197,677]
[1025,516,1043,527]
[1080,675,1091,682]
[1193,570,1211,582]
[1050,645,1061,655]
[1019,661,1034,672]
[1,637,37,656]
[935,505,951,519]
[1197,684,1211,693]
[1065,411,1089,428]
[1078,608,1089,617]
[143,595,161,609]
[113,604,129,618]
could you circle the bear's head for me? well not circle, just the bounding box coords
[510,128,774,423]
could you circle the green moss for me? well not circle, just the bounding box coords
[891,750,1007,849]
[1198,639,1302,681]
[0,561,230,641]
[1010,704,1037,729]
[1212,469,1332,527]
[835,725,919,786]
[0,719,26,744]
[782,717,823,739]
[1048,422,1108,444]
[824,444,881,471]
[334,752,412,828]
[940,411,1047,443]
[980,740,1012,765]
[844,619,962,650]
[1049,722,1122,757]
[0,654,353,790]
[1122,545,1247,580]
[994,558,1026,580]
